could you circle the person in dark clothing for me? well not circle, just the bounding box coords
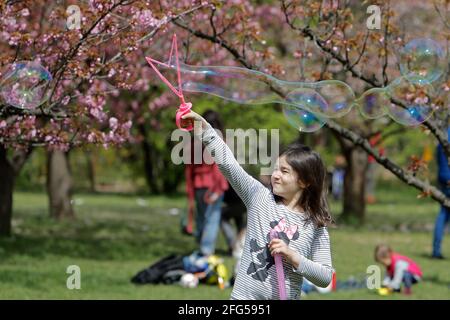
[432,127,450,259]
[221,186,247,256]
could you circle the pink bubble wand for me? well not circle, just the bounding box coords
[270,229,287,300]
[145,34,193,131]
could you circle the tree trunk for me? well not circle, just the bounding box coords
[0,146,14,237]
[332,129,368,225]
[341,146,368,224]
[161,136,184,194]
[0,146,31,236]
[47,150,74,219]
[85,149,96,192]
[138,123,159,194]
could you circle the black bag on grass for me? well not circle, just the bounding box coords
[131,254,185,284]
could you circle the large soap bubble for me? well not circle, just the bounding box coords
[386,77,436,126]
[400,38,446,85]
[0,61,52,109]
[356,88,390,119]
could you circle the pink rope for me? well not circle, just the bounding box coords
[145,34,192,131]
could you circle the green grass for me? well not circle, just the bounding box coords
[0,183,449,299]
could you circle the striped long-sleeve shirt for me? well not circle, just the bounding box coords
[198,125,334,300]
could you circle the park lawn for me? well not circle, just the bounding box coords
[0,184,448,300]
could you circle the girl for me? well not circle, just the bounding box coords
[182,111,334,300]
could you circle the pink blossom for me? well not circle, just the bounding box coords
[122,120,132,131]
[89,107,106,121]
[87,132,96,143]
[8,34,20,46]
[28,129,37,139]
[109,117,118,131]
[4,17,18,31]
[133,9,159,28]
[89,0,104,11]
[108,68,116,77]
[62,96,71,105]
[20,9,30,17]
[414,97,428,104]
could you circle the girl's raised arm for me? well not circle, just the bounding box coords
[182,112,268,208]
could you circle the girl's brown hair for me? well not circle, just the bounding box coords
[273,143,333,228]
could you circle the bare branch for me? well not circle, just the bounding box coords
[350,30,369,68]
[172,19,255,70]
[209,6,217,38]
[326,119,450,207]
[381,1,391,86]
[47,0,130,106]
[433,0,450,30]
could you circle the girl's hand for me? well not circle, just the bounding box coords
[181,111,210,134]
[268,238,290,256]
[268,239,301,269]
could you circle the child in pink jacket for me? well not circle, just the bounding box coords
[374,244,423,295]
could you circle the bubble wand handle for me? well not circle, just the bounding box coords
[270,229,287,300]
[175,102,193,131]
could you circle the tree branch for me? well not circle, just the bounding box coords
[433,0,450,30]
[326,119,450,207]
[172,19,255,70]
[381,1,390,86]
[172,9,450,208]
[280,1,450,162]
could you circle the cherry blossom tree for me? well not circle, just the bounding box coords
[0,0,210,235]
